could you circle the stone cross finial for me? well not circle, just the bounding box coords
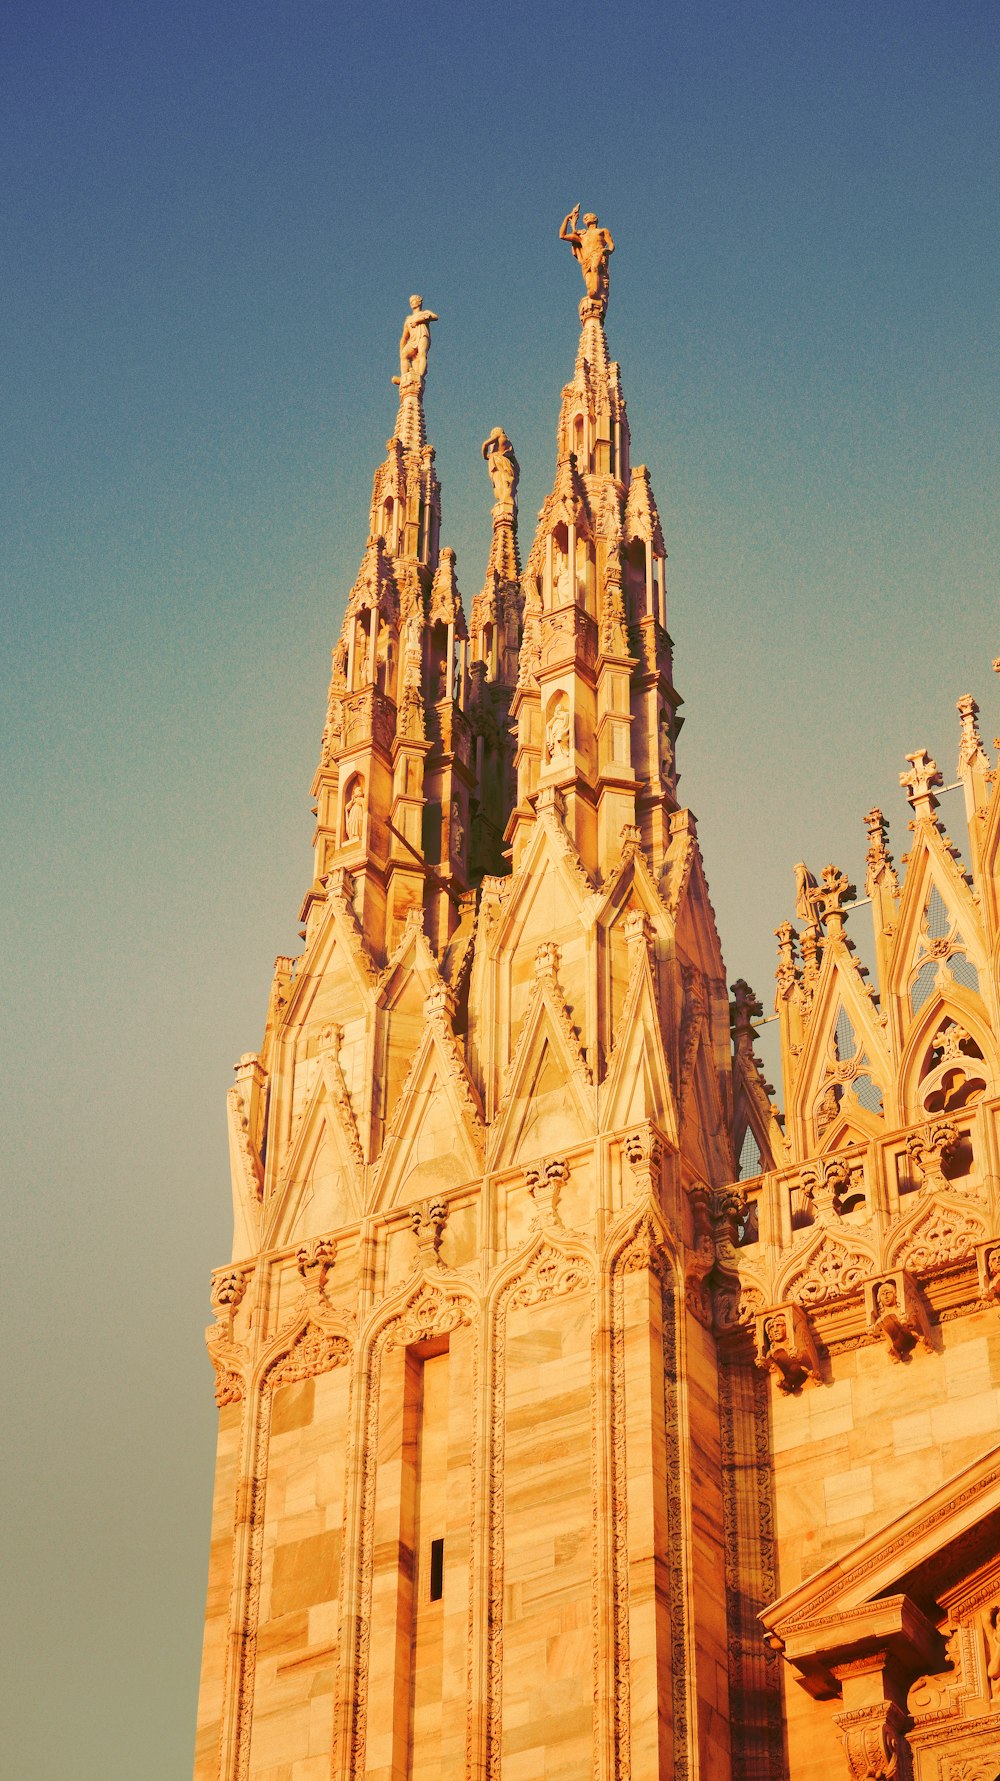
[815,864,855,938]
[900,748,942,819]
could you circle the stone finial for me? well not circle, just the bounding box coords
[534,940,562,984]
[296,1237,337,1298]
[558,204,615,318]
[409,1198,448,1269]
[800,1154,854,1222]
[424,982,457,1028]
[526,1157,569,1231]
[731,978,763,1044]
[864,807,898,896]
[754,1303,821,1392]
[774,922,799,996]
[956,693,986,768]
[900,748,942,820]
[906,1120,958,1193]
[623,907,653,961]
[815,863,855,939]
[210,1267,251,1323]
[624,1126,664,1193]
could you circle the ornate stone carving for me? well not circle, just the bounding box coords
[754,1302,821,1392]
[889,1197,986,1274]
[685,1184,716,1325]
[864,1271,932,1362]
[206,1264,253,1406]
[975,1239,1000,1303]
[525,1156,569,1232]
[783,1230,872,1307]
[317,1023,365,1165]
[906,1121,960,1194]
[832,1697,908,1781]
[408,1196,449,1270]
[800,1154,857,1222]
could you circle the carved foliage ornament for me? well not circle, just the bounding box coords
[832,1698,908,1781]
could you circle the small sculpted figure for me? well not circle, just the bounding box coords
[559,205,615,312]
[345,782,365,841]
[658,709,674,779]
[545,697,571,763]
[393,294,438,389]
[450,801,464,860]
[875,1280,898,1317]
[794,862,820,923]
[482,427,519,512]
[986,1603,1000,1700]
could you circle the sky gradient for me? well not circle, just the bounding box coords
[2,3,998,1774]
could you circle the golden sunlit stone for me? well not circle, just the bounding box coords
[195,225,1000,1781]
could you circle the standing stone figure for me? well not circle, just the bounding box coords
[559,205,615,313]
[393,294,438,390]
[482,426,519,513]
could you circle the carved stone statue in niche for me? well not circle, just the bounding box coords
[393,294,438,391]
[449,801,464,861]
[545,695,571,764]
[344,780,365,842]
[658,708,674,779]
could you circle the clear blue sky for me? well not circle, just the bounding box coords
[2,2,997,1773]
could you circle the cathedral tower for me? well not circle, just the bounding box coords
[196,224,1000,1781]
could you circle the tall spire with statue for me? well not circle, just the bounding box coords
[197,226,1000,1781]
[308,293,475,962]
[507,205,683,881]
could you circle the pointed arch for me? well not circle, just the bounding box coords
[897,988,999,1123]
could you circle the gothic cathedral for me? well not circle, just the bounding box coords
[195,219,1000,1781]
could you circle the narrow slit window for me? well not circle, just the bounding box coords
[429,1537,444,1602]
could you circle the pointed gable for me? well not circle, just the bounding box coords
[369,989,485,1211]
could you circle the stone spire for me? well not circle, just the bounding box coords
[467,429,524,877]
[506,211,682,880]
[304,295,473,963]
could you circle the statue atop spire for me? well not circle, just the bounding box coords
[392,293,438,393]
[559,205,615,318]
[482,426,519,517]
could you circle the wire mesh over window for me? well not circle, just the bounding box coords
[834,1008,857,1061]
[738,1126,762,1181]
[852,1074,884,1115]
[949,951,980,995]
[910,959,939,1014]
[925,884,952,939]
